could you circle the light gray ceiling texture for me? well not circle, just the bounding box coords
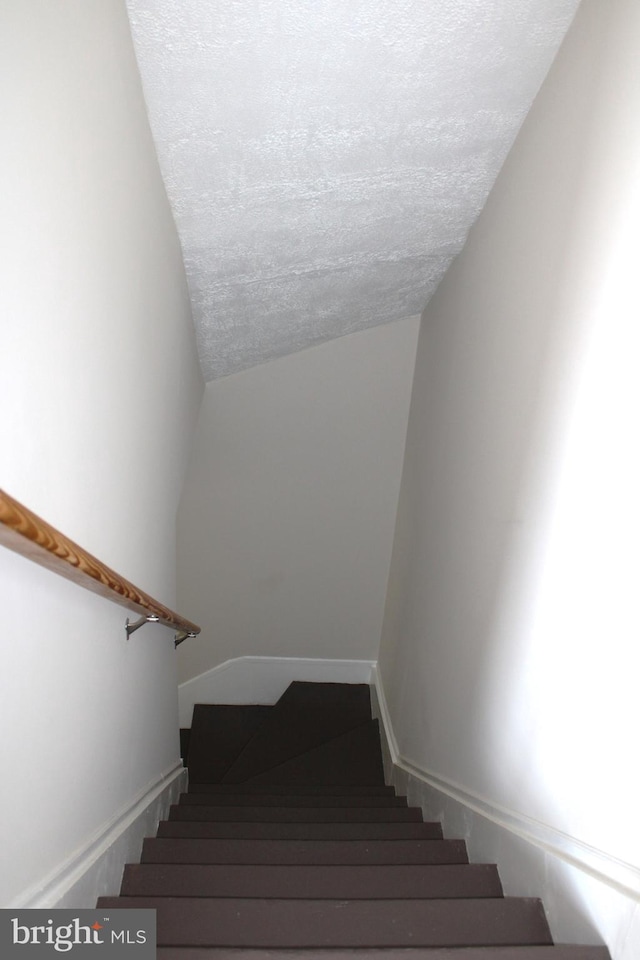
[126,1,581,380]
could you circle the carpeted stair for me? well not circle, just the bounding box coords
[99,681,610,959]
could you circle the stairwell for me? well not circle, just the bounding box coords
[99,682,610,958]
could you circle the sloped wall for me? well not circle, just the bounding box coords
[378,1,640,956]
[177,317,419,685]
[0,1,202,906]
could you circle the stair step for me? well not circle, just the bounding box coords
[96,896,553,948]
[100,680,607,959]
[141,837,468,865]
[187,704,272,783]
[169,804,422,822]
[222,682,372,783]
[154,948,611,960]
[157,820,443,840]
[180,792,407,808]
[246,720,385,786]
[187,783,396,796]
[121,862,502,899]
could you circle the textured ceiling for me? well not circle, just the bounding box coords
[126,0,580,381]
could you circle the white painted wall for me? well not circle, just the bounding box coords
[177,318,419,686]
[378,1,640,957]
[0,1,203,906]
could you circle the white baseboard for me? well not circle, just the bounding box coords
[371,664,640,952]
[179,656,376,727]
[11,762,187,909]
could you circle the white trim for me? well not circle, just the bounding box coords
[179,656,376,727]
[11,761,187,909]
[371,664,640,903]
[369,663,401,767]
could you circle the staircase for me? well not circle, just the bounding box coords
[99,681,610,958]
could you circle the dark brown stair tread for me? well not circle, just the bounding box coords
[156,821,443,840]
[95,896,553,948]
[120,862,502,899]
[246,721,385,786]
[187,784,396,796]
[180,793,407,808]
[169,804,423,822]
[222,682,372,783]
[187,705,272,783]
[154,948,611,960]
[142,837,468,865]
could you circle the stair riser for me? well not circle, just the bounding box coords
[187,784,396,796]
[169,805,422,822]
[245,772,386,786]
[121,862,502,899]
[154,949,612,960]
[95,897,553,948]
[181,793,407,808]
[157,821,443,840]
[141,838,469,865]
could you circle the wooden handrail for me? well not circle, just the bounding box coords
[0,487,200,641]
